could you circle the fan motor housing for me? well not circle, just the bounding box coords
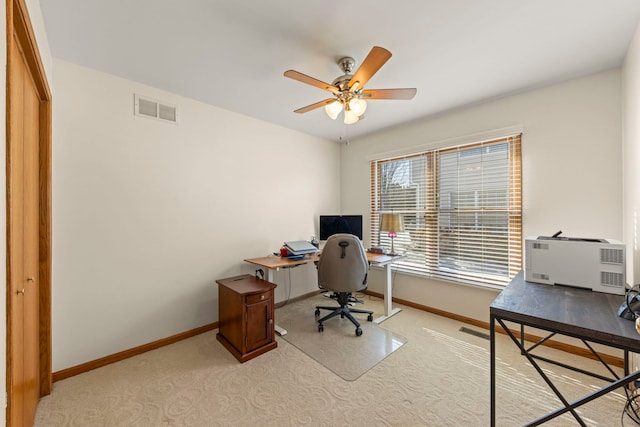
[332,75,352,91]
[332,56,356,91]
[338,57,355,73]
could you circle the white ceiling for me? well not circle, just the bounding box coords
[39,0,640,142]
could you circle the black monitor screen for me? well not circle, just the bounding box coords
[319,215,363,240]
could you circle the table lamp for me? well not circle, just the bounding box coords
[380,213,404,256]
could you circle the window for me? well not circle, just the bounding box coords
[370,134,522,287]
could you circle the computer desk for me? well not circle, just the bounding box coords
[244,252,401,336]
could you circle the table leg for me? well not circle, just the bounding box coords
[625,350,630,377]
[266,267,288,336]
[490,314,496,427]
[497,318,586,426]
[373,262,401,324]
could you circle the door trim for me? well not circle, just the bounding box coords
[6,0,52,411]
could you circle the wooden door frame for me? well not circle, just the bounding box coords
[6,0,52,411]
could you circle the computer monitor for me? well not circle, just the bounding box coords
[319,215,363,240]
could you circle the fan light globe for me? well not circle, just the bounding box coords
[348,98,367,116]
[344,109,359,124]
[325,101,342,120]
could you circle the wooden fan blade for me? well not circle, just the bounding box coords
[361,88,417,100]
[294,98,337,114]
[348,46,392,91]
[284,70,340,94]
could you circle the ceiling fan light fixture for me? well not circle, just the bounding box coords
[344,109,359,124]
[285,47,416,126]
[325,101,342,120]
[348,97,367,116]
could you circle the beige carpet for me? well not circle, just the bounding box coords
[276,294,407,381]
[34,294,629,426]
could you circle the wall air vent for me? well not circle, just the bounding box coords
[134,94,177,124]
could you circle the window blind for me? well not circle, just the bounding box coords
[370,135,522,287]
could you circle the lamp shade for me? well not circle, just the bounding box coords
[380,213,404,233]
[344,109,359,124]
[348,98,367,116]
[325,101,342,120]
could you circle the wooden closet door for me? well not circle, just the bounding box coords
[8,34,41,427]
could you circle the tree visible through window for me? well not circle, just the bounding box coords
[370,135,522,287]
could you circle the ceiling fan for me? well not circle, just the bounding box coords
[284,46,417,124]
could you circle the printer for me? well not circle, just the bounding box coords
[524,235,626,295]
[283,240,319,256]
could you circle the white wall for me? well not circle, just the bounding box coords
[342,69,623,323]
[623,23,640,287]
[52,60,340,371]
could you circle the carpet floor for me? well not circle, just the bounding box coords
[34,294,628,426]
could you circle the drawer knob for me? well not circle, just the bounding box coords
[261,295,264,300]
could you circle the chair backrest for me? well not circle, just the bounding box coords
[317,233,369,293]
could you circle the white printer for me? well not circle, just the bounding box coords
[524,235,626,295]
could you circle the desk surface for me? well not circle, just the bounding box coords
[490,271,640,352]
[245,253,320,269]
[245,252,396,269]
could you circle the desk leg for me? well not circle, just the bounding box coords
[266,268,288,336]
[373,262,402,324]
[490,314,496,427]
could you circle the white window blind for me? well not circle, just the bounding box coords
[370,134,522,287]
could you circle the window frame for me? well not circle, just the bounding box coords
[370,134,522,288]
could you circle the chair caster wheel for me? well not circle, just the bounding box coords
[315,309,320,317]
[367,314,374,322]
[318,324,324,332]
[356,327,363,336]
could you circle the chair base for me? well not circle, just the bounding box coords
[322,290,364,305]
[315,292,373,336]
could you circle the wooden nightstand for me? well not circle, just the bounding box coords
[216,274,277,362]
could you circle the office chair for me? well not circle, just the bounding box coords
[315,233,374,336]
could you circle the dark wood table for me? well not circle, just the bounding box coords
[490,271,640,426]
